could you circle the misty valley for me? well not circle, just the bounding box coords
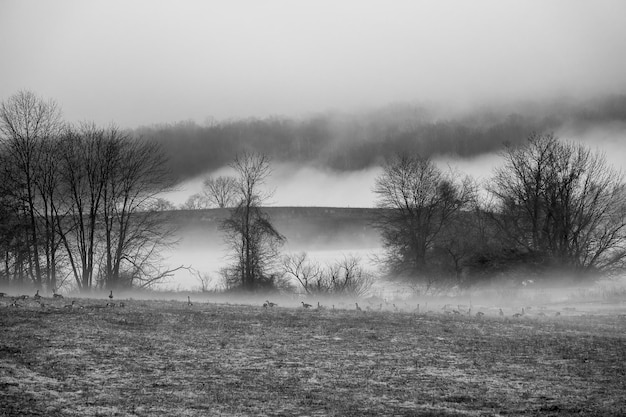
[4,1,626,414]
[2,91,626,416]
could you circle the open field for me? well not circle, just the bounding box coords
[1,295,626,416]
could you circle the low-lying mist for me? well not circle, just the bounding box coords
[143,94,626,185]
[156,95,626,208]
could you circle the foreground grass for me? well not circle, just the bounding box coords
[1,298,625,416]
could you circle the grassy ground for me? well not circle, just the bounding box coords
[1,296,625,416]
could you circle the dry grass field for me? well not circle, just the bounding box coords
[1,295,625,416]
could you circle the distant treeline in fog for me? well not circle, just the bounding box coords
[137,95,626,181]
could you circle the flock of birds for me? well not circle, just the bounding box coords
[0,290,124,310]
[255,298,565,318]
[0,290,577,318]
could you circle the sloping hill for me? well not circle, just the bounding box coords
[170,207,382,250]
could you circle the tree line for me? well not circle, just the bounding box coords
[373,132,626,288]
[197,133,626,292]
[0,91,180,292]
[2,90,625,294]
[138,94,626,183]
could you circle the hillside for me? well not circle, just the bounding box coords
[169,206,383,251]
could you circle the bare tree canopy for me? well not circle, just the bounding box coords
[221,152,284,291]
[0,91,64,290]
[0,91,182,292]
[488,132,626,275]
[373,154,475,283]
[202,176,237,208]
[282,252,373,297]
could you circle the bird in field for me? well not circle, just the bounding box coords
[18,294,29,300]
[64,301,75,309]
[0,292,6,298]
[106,302,116,307]
[499,308,504,317]
[263,302,268,308]
[53,293,63,299]
[265,300,277,307]
[301,301,312,309]
[317,301,325,310]
[34,290,41,300]
[476,311,485,317]
[109,290,113,300]
[187,296,193,306]
[355,303,362,311]
[512,308,525,318]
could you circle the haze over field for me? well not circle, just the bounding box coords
[2,0,626,207]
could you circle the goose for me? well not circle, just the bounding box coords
[0,292,6,298]
[355,303,362,311]
[109,290,113,300]
[301,301,312,309]
[106,302,116,307]
[512,308,525,318]
[187,296,192,306]
[53,293,63,299]
[476,311,485,317]
[265,300,277,308]
[18,294,29,300]
[64,301,75,309]
[34,290,41,300]
[499,308,504,317]
[263,302,268,308]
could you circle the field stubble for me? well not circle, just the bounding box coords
[1,297,625,416]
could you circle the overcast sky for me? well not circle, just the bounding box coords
[2,0,626,128]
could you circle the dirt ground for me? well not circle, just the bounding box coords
[1,296,625,416]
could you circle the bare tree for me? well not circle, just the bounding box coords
[282,252,374,297]
[149,198,177,212]
[372,154,474,282]
[0,90,63,290]
[180,193,209,210]
[54,124,183,291]
[221,152,284,291]
[281,252,323,294]
[100,136,178,290]
[488,132,626,275]
[55,123,118,291]
[202,176,238,208]
[325,255,374,297]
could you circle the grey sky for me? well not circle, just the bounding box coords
[2,0,626,128]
